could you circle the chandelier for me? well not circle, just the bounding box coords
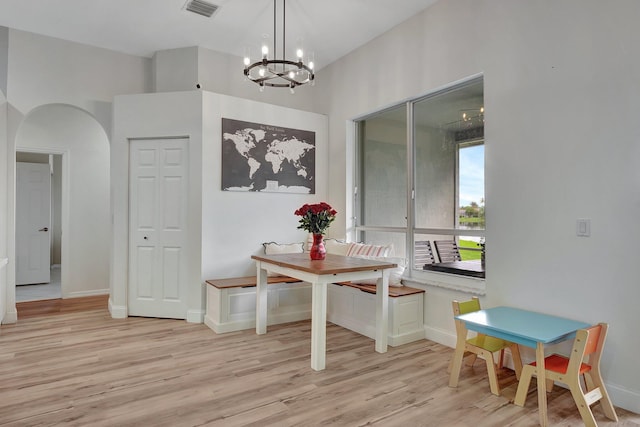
[243,0,315,93]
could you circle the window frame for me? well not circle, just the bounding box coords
[351,75,486,294]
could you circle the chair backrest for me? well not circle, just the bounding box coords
[452,297,483,342]
[415,240,436,268]
[568,323,608,372]
[452,296,481,317]
[434,240,462,263]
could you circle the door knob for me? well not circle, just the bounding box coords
[38,227,49,232]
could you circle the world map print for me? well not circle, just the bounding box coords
[221,118,316,193]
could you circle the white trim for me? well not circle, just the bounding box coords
[186,309,204,323]
[108,298,127,318]
[424,325,456,348]
[607,383,640,414]
[403,272,486,295]
[2,307,17,324]
[67,289,109,298]
[351,73,485,122]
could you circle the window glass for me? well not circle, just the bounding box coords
[358,106,407,227]
[414,80,484,231]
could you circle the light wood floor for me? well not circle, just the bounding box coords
[1,299,638,426]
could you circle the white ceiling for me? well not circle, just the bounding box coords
[0,0,438,70]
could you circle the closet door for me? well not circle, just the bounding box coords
[129,138,189,319]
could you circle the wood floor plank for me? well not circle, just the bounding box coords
[0,301,638,426]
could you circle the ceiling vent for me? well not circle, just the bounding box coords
[184,0,219,18]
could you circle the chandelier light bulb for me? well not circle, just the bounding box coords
[261,44,269,58]
[259,67,266,77]
[296,48,303,59]
[289,70,295,79]
[243,56,250,66]
[307,52,315,71]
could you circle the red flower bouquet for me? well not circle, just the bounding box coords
[294,202,337,235]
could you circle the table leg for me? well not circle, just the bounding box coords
[535,342,548,427]
[375,270,390,353]
[310,281,327,371]
[255,262,268,335]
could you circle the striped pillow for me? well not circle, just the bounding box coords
[351,256,406,287]
[346,242,393,257]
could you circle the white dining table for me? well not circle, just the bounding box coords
[251,253,397,371]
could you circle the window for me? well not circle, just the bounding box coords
[355,76,484,282]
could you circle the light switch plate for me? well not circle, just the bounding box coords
[576,219,590,237]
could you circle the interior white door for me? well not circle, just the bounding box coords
[129,138,189,319]
[16,162,52,285]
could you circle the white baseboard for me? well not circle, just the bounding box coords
[2,308,17,324]
[424,325,456,348]
[606,382,640,414]
[66,289,109,298]
[186,309,204,324]
[108,298,127,318]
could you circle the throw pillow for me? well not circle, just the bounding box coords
[350,256,406,287]
[346,242,393,257]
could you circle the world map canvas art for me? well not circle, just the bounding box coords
[221,118,316,193]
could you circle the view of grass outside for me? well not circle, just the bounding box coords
[459,239,482,261]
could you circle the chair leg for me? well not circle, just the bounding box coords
[482,349,501,395]
[465,353,478,367]
[514,365,535,406]
[545,378,554,392]
[448,344,466,388]
[568,381,598,427]
[587,370,619,421]
[510,344,523,380]
[498,349,505,369]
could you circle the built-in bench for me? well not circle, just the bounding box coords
[204,275,426,346]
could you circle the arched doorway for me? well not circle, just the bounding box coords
[8,104,110,319]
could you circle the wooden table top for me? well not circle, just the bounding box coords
[251,253,397,275]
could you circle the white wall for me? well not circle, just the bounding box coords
[1,28,151,323]
[6,29,151,133]
[154,46,320,114]
[111,90,327,321]
[315,0,640,412]
[0,27,7,98]
[201,91,328,280]
[0,102,7,322]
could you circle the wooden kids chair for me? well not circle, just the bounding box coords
[448,297,523,395]
[514,323,618,427]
